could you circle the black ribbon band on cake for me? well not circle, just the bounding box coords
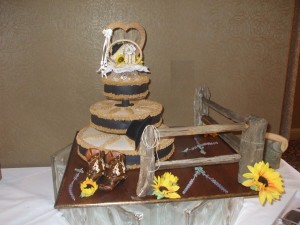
[91,114,162,132]
[104,83,149,95]
[124,143,173,166]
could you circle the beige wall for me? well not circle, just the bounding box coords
[0,0,294,167]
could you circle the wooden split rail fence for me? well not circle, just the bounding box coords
[136,87,288,197]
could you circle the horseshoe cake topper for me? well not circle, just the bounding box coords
[107,21,146,50]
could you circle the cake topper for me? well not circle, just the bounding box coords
[97,22,150,77]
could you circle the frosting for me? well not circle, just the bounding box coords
[90,99,163,134]
[101,73,149,86]
[90,100,162,120]
[102,73,150,100]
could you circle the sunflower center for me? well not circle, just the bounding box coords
[118,56,124,63]
[159,186,168,192]
[258,176,268,187]
[84,184,94,189]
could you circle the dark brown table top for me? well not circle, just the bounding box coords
[55,134,256,209]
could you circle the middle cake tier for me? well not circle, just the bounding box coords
[90,99,163,134]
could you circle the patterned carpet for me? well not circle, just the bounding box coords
[282,139,300,172]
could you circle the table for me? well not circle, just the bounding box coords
[55,136,256,209]
[0,160,299,225]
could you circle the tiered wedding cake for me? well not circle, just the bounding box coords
[76,22,174,170]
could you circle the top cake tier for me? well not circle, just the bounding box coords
[97,22,151,101]
[102,72,150,100]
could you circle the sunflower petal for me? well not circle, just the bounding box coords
[247,165,255,173]
[166,192,181,199]
[259,191,267,205]
[243,173,255,179]
[266,192,273,204]
[242,179,254,187]
[168,185,180,192]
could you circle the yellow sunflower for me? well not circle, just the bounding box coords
[115,54,125,65]
[242,161,284,205]
[152,172,181,199]
[80,177,98,198]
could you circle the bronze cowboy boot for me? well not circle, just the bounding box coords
[85,148,105,180]
[98,151,127,191]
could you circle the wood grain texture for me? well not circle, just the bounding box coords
[155,154,241,170]
[107,21,146,50]
[158,123,246,137]
[238,115,268,183]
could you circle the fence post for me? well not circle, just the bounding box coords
[238,115,268,183]
[136,126,156,197]
[194,87,210,126]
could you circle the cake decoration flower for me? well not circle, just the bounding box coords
[135,56,144,65]
[80,177,98,198]
[242,161,284,205]
[115,54,125,65]
[152,172,181,199]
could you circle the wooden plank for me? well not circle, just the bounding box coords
[265,133,288,152]
[194,87,210,126]
[155,154,241,170]
[158,123,246,138]
[202,98,245,123]
[194,86,242,153]
[201,115,241,154]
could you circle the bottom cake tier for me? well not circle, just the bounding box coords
[76,126,174,170]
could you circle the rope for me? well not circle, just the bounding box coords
[141,125,161,172]
[141,125,160,149]
[97,29,112,77]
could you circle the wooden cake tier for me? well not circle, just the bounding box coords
[102,74,149,100]
[76,126,175,170]
[55,134,256,209]
[90,99,163,134]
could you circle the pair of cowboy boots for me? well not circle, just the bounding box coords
[85,148,127,191]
